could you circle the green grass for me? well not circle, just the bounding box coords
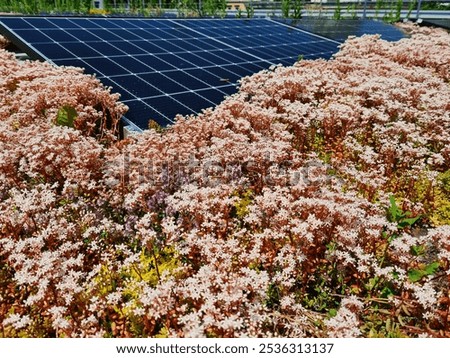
[0,0,91,14]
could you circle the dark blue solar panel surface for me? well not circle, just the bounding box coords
[276,17,407,42]
[0,16,402,130]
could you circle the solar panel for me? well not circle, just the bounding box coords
[276,17,407,42]
[420,19,450,31]
[0,16,354,129]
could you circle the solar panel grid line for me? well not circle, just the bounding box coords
[114,90,201,125]
[31,19,191,61]
[124,98,183,126]
[132,54,177,71]
[25,18,95,42]
[140,87,229,103]
[183,67,242,90]
[158,68,229,90]
[165,18,280,67]
[140,72,205,99]
[20,18,136,63]
[143,95,192,119]
[153,94,196,117]
[132,98,172,126]
[168,52,217,68]
[109,71,234,124]
[144,54,245,89]
[268,18,342,45]
[108,55,154,73]
[161,52,262,87]
[89,73,147,103]
[141,87,229,124]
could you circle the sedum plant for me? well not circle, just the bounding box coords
[1,23,450,337]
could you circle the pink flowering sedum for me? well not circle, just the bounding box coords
[1,23,450,337]
[0,35,8,49]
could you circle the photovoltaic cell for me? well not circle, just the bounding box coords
[0,16,404,130]
[36,42,74,59]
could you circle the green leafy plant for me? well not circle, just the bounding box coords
[245,3,254,18]
[333,0,342,20]
[430,171,450,226]
[174,0,199,17]
[375,0,384,19]
[406,0,417,18]
[200,0,227,17]
[386,195,421,229]
[56,105,77,128]
[281,0,291,18]
[346,3,358,19]
[383,0,404,23]
[421,1,450,10]
[407,262,440,283]
[232,189,254,219]
[292,0,303,19]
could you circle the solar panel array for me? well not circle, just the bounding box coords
[279,18,407,42]
[0,16,404,130]
[0,16,342,129]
